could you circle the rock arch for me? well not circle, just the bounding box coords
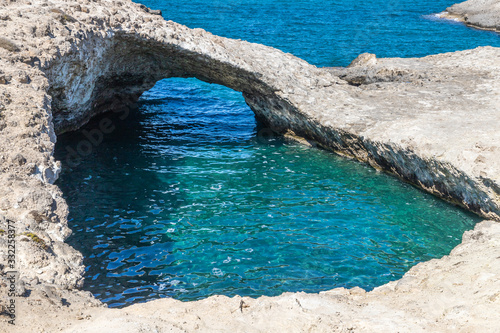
[43,17,347,135]
[40,9,500,222]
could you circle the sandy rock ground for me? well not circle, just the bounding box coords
[0,0,499,332]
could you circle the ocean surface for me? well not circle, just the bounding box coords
[54,0,496,308]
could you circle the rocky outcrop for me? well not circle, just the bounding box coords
[442,0,500,32]
[0,0,500,331]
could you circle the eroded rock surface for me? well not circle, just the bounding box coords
[443,0,500,31]
[0,0,499,332]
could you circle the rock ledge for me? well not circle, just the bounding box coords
[442,0,500,32]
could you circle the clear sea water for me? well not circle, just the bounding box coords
[54,0,497,308]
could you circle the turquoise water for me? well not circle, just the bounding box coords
[54,0,494,308]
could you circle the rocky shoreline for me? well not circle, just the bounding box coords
[0,0,499,331]
[440,0,500,32]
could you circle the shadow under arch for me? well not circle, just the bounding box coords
[44,24,323,138]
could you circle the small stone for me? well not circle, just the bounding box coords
[17,74,30,84]
[11,153,26,165]
[0,199,10,210]
[347,53,377,68]
[21,52,36,64]
[349,287,366,295]
[50,8,64,15]
[0,37,20,52]
[30,210,48,223]
[149,9,162,15]
[115,14,125,23]
[15,279,26,297]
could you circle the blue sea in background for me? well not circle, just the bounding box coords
[142,0,500,67]
[55,0,496,308]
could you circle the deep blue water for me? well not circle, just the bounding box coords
[143,0,500,67]
[54,0,495,308]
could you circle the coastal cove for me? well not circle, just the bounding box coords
[0,0,500,332]
[55,79,480,307]
[49,0,497,308]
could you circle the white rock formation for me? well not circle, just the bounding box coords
[442,0,500,31]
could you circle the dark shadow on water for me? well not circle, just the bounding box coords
[55,107,185,306]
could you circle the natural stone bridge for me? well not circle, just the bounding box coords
[1,0,500,331]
